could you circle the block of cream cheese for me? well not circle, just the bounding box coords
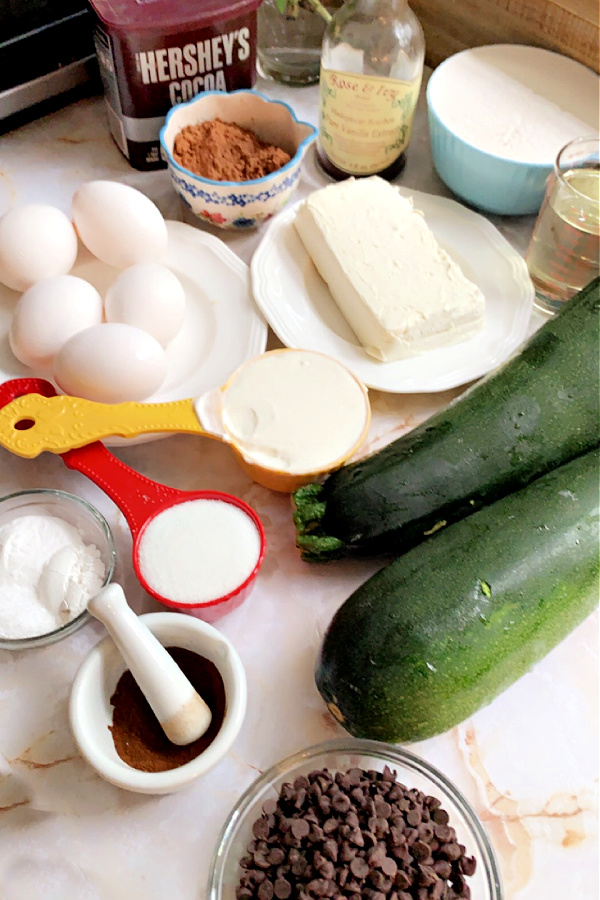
[293,177,486,361]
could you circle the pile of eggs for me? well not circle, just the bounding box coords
[0,181,186,403]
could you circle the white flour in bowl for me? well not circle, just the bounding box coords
[0,514,105,639]
[430,45,599,163]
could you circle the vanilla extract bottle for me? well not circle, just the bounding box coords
[317,0,425,180]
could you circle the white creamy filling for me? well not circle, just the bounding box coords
[294,177,485,361]
[218,350,369,474]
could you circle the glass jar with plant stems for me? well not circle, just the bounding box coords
[257,0,344,86]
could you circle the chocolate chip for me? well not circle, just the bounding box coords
[291,819,310,840]
[294,788,307,809]
[461,855,477,877]
[381,856,398,878]
[253,818,270,840]
[235,766,477,900]
[345,811,359,829]
[331,793,351,814]
[406,808,422,827]
[412,840,432,861]
[340,842,357,863]
[349,856,370,880]
[323,818,338,835]
[418,864,438,887]
[308,824,324,843]
[257,880,273,900]
[374,798,392,819]
[253,851,270,870]
[369,869,392,891]
[318,795,332,815]
[432,807,450,825]
[434,823,453,842]
[267,848,286,866]
[322,839,338,862]
[367,844,387,868]
[440,842,462,861]
[291,857,310,877]
[273,878,291,899]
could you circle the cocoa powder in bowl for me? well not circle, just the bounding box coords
[173,118,291,181]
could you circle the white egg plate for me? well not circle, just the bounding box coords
[0,220,267,445]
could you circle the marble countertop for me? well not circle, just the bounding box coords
[0,73,597,900]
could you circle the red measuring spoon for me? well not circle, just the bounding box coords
[0,378,266,622]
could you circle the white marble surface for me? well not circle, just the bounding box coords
[0,74,597,900]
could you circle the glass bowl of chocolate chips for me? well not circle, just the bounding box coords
[208,738,503,900]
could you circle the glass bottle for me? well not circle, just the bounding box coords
[317,0,425,180]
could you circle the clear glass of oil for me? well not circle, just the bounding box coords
[526,135,600,315]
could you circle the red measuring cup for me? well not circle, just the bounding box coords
[0,378,266,622]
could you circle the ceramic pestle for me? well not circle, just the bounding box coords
[88,584,212,746]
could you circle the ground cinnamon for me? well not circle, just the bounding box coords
[173,118,291,181]
[109,646,227,772]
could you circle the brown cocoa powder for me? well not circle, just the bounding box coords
[173,118,291,181]
[109,646,226,772]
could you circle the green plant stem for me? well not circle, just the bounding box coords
[274,0,333,23]
[303,0,333,22]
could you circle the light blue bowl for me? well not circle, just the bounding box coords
[426,45,599,216]
[427,100,552,216]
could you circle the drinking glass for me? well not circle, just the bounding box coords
[525,135,600,315]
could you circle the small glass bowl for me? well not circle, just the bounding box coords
[208,738,503,900]
[0,489,116,650]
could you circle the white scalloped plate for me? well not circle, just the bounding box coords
[0,220,268,445]
[250,188,534,393]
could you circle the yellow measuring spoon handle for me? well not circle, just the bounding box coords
[0,392,212,459]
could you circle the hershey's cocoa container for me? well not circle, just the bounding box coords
[87,0,261,170]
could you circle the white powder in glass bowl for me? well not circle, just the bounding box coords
[0,514,106,640]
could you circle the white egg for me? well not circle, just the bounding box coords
[9,275,103,369]
[53,323,167,403]
[104,263,186,346]
[72,181,168,270]
[0,205,78,292]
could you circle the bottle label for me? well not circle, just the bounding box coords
[319,68,422,175]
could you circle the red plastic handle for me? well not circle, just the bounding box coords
[0,377,186,537]
[0,377,57,405]
[61,443,187,537]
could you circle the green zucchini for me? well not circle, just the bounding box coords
[315,447,600,743]
[293,276,600,560]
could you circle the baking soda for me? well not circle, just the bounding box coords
[0,514,106,640]
[137,498,261,605]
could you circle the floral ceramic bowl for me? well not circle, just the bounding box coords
[159,90,317,229]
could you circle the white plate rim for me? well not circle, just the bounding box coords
[250,188,534,393]
[0,219,268,445]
